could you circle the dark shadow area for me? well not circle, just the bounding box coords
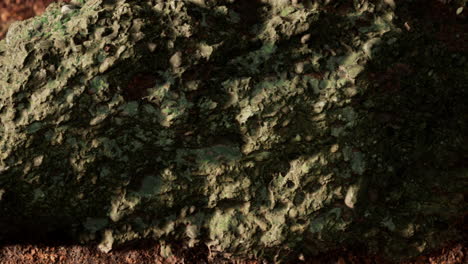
[341,0,468,259]
[0,216,77,246]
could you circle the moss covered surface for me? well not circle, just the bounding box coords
[0,0,466,262]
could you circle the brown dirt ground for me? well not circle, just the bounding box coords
[0,0,466,263]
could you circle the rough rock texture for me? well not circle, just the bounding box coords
[0,0,71,40]
[0,0,466,262]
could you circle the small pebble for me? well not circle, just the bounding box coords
[61,4,80,15]
[301,34,311,44]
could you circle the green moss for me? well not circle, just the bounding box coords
[0,0,465,262]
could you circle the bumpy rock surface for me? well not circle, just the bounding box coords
[0,0,68,40]
[0,0,466,262]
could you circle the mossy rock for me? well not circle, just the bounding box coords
[0,0,466,262]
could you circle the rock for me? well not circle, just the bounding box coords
[0,0,465,262]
